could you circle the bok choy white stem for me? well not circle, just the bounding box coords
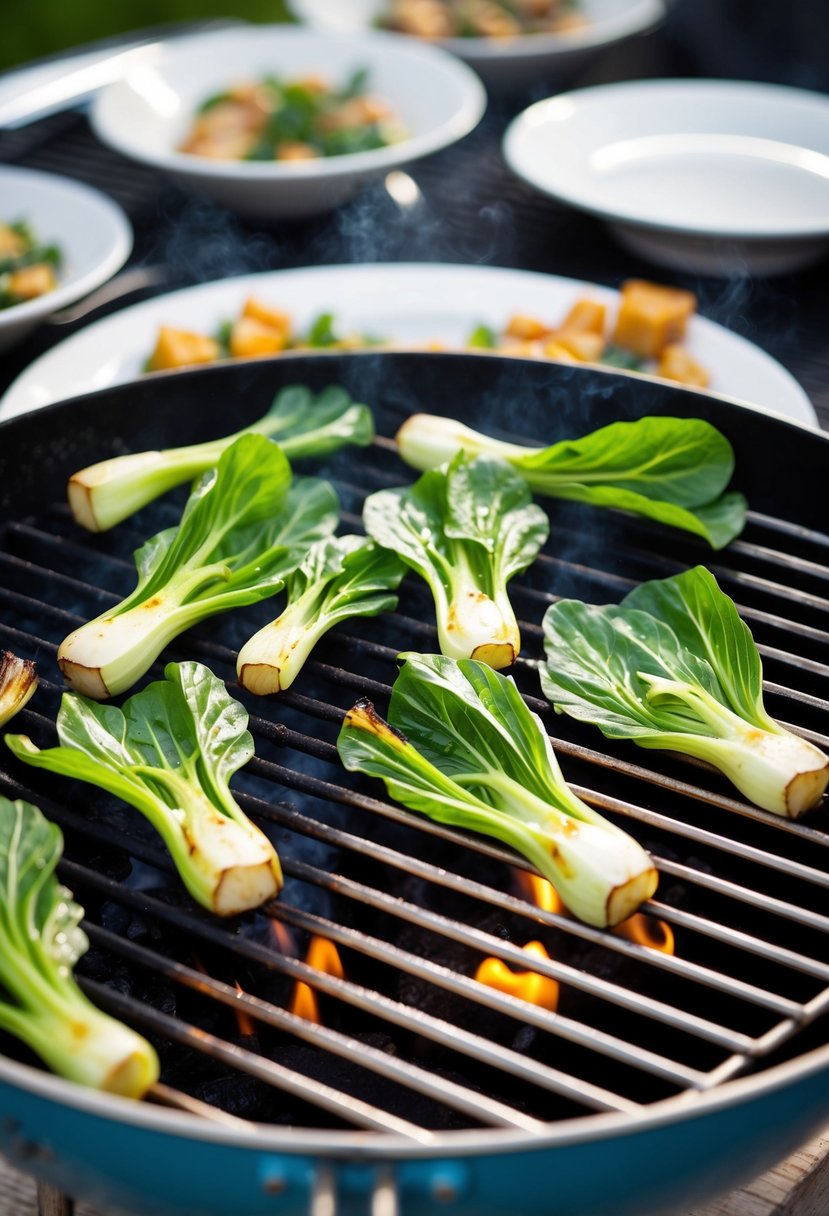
[0,796,159,1096]
[0,650,37,725]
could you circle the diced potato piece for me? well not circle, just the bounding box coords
[550,330,606,362]
[499,338,541,357]
[560,298,607,335]
[0,224,26,258]
[276,142,318,161]
[241,297,292,337]
[229,317,289,358]
[319,96,391,132]
[612,279,697,359]
[148,327,220,371]
[7,263,57,300]
[657,344,710,388]
[505,314,550,341]
[540,341,578,363]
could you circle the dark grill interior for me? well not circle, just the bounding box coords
[0,361,828,1142]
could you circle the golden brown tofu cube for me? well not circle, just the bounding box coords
[505,314,550,341]
[550,330,606,362]
[229,317,289,359]
[657,344,710,389]
[0,224,26,258]
[612,280,697,359]
[241,297,292,337]
[148,327,221,371]
[7,263,57,301]
[560,298,607,335]
[540,340,577,363]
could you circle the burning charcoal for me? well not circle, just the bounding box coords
[195,1073,273,1121]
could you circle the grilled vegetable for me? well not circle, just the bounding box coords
[540,566,829,818]
[0,220,61,309]
[69,384,371,533]
[396,413,746,549]
[338,653,658,928]
[238,535,406,695]
[0,796,159,1095]
[58,434,338,699]
[0,651,37,726]
[6,662,282,915]
[363,454,548,669]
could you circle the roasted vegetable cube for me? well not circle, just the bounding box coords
[148,326,221,371]
[8,262,57,300]
[560,297,607,335]
[241,296,292,336]
[612,279,697,359]
[657,344,711,388]
[229,316,289,358]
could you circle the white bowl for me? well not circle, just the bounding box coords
[503,79,829,276]
[287,0,664,92]
[90,25,486,221]
[0,167,132,353]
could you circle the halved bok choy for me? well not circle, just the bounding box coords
[337,653,658,928]
[57,433,339,699]
[69,384,372,532]
[540,566,828,818]
[363,453,548,669]
[238,535,406,695]
[0,650,37,726]
[396,413,746,549]
[6,661,283,915]
[0,796,159,1096]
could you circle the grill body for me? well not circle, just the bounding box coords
[0,352,827,1216]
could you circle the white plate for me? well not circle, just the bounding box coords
[0,263,816,427]
[90,26,485,221]
[0,167,132,353]
[287,0,665,92]
[504,80,829,276]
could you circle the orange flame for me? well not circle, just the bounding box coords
[613,913,675,954]
[289,936,345,1025]
[475,942,559,1011]
[519,873,565,915]
[233,981,256,1037]
[269,918,296,956]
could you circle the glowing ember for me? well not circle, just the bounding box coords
[475,942,559,1011]
[289,936,345,1025]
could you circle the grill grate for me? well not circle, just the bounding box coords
[0,390,828,1140]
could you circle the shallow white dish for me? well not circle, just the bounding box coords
[503,79,829,276]
[0,167,132,353]
[0,263,815,427]
[288,0,664,92]
[90,25,485,221]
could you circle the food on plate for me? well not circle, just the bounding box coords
[0,796,159,1095]
[0,650,37,726]
[0,220,61,310]
[143,280,710,389]
[540,566,829,818]
[238,535,406,695]
[179,68,405,161]
[68,384,373,532]
[378,0,587,39]
[337,653,658,928]
[56,434,339,699]
[363,453,549,668]
[6,663,284,915]
[396,413,747,549]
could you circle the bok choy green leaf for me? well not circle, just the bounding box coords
[57,433,339,699]
[540,566,828,818]
[6,662,283,915]
[69,384,371,532]
[0,796,159,1096]
[396,414,746,549]
[238,535,406,695]
[337,653,658,927]
[363,454,549,669]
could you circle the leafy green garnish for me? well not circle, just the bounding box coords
[397,414,747,549]
[363,453,549,668]
[238,535,406,694]
[337,653,658,927]
[540,566,829,817]
[0,796,159,1094]
[6,663,283,915]
[59,434,339,698]
[467,324,497,349]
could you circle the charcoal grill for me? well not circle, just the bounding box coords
[0,351,827,1216]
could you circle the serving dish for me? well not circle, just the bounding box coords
[0,166,132,354]
[287,0,665,92]
[0,351,827,1216]
[89,26,486,220]
[0,263,816,426]
[503,79,829,276]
